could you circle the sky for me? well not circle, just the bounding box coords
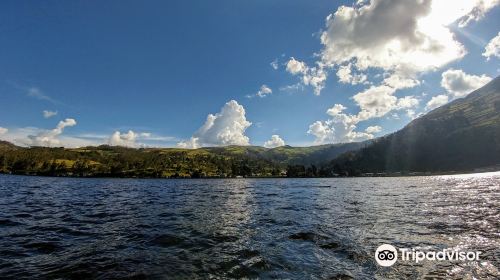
[0,0,499,148]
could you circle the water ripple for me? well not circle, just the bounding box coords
[0,173,498,279]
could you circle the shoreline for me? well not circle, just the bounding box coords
[2,169,499,180]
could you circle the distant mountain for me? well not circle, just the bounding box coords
[203,142,367,165]
[329,76,500,174]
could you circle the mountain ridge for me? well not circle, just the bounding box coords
[326,76,500,174]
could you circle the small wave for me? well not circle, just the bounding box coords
[22,241,61,253]
[288,231,328,242]
[150,234,185,247]
[0,219,22,227]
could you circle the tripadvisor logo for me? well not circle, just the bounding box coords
[375,244,482,267]
[375,244,398,267]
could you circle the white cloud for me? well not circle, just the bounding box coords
[2,126,173,148]
[177,100,252,148]
[263,135,285,148]
[483,31,500,60]
[396,96,420,109]
[43,110,58,118]
[326,104,347,116]
[279,83,304,93]
[301,66,327,95]
[457,0,500,27]
[441,68,492,97]
[319,0,468,82]
[351,85,420,122]
[246,85,273,98]
[1,126,103,148]
[256,84,273,98]
[28,118,77,147]
[27,87,59,104]
[308,121,335,144]
[421,68,492,112]
[286,57,327,95]
[108,131,171,147]
[0,127,8,135]
[426,94,449,110]
[270,58,279,70]
[177,137,200,149]
[382,74,420,89]
[109,130,139,147]
[286,0,498,96]
[308,87,421,144]
[286,57,308,75]
[353,85,398,121]
[336,63,367,85]
[308,103,376,144]
[365,125,382,134]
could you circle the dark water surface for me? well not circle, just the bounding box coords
[0,173,499,279]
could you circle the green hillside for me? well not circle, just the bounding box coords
[328,76,500,175]
[0,141,364,178]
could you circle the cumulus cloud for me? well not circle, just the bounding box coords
[483,31,500,59]
[353,86,398,121]
[365,125,382,134]
[178,100,252,148]
[263,135,285,148]
[425,94,449,110]
[308,104,376,144]
[246,85,273,98]
[256,85,273,98]
[0,127,8,135]
[336,64,367,85]
[28,118,77,147]
[353,86,419,122]
[3,127,99,148]
[285,0,498,96]
[317,0,468,91]
[425,69,491,111]
[440,68,492,98]
[308,89,419,144]
[421,68,491,111]
[308,121,336,144]
[43,110,58,118]
[396,96,420,109]
[109,130,138,147]
[286,57,308,75]
[107,131,167,147]
[1,126,173,148]
[382,74,420,89]
[286,57,326,95]
[319,0,483,75]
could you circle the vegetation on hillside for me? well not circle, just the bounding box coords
[0,141,364,178]
[326,76,500,175]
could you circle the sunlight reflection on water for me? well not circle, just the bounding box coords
[0,173,498,279]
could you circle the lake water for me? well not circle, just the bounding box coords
[0,173,499,279]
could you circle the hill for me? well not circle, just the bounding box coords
[0,141,365,178]
[328,76,500,175]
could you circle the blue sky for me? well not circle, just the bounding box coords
[0,0,499,148]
